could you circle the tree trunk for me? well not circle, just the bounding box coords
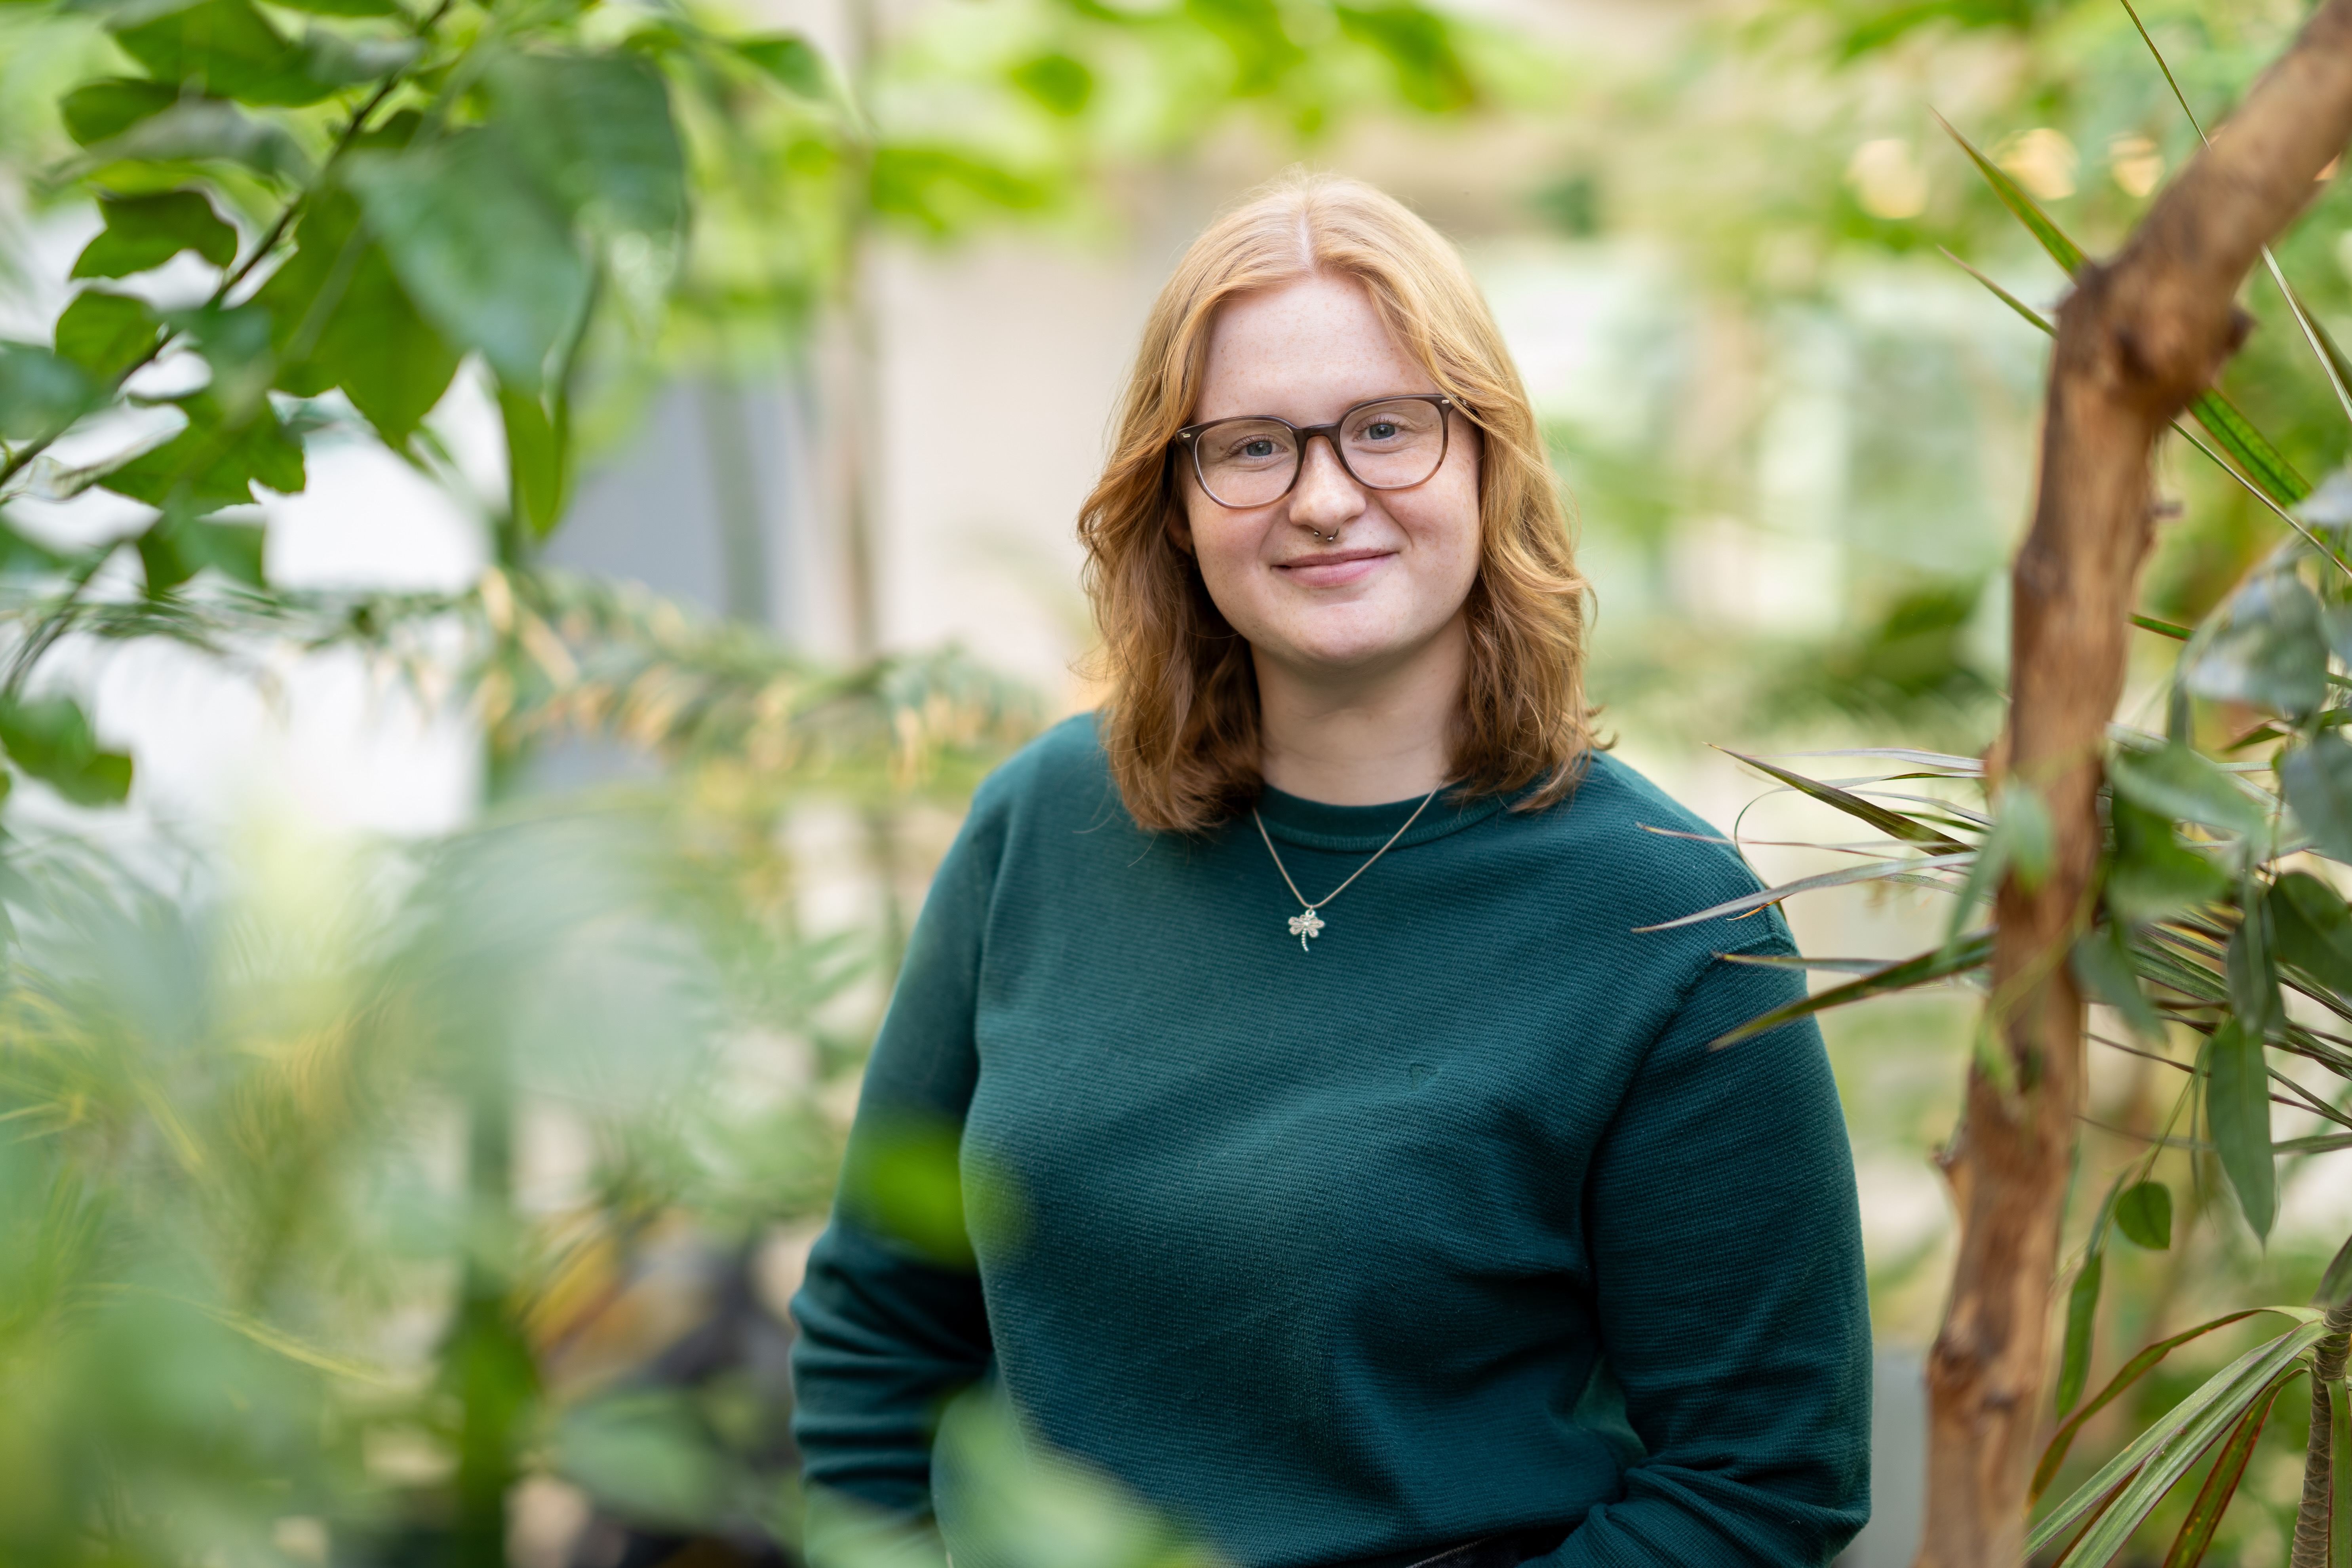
[1914,8,2352,1564]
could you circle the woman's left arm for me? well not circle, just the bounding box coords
[1554,936,1873,1567]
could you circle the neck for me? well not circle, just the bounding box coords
[1254,617,1467,805]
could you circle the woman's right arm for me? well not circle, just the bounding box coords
[790,805,1002,1523]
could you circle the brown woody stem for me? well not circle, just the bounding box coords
[1914,5,2352,1565]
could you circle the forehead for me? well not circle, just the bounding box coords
[1194,272,1434,423]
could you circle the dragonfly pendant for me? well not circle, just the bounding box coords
[1287,907,1325,951]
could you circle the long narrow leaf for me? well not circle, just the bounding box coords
[2187,388,2312,506]
[1634,852,1972,934]
[1720,748,1972,851]
[2159,1375,2288,1568]
[2032,1309,2274,1502]
[1766,746,1985,775]
[1941,245,2055,333]
[1937,111,2085,273]
[2032,1313,2329,1559]
[1709,931,1993,1049]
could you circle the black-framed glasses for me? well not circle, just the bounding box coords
[1172,394,1458,510]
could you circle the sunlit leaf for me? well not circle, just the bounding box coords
[2204,1020,2276,1241]
[2181,562,2328,718]
[870,145,1051,238]
[1334,2,1475,113]
[2114,1181,2171,1250]
[1010,51,1092,115]
[1938,112,2084,274]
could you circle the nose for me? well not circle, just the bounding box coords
[1288,433,1365,534]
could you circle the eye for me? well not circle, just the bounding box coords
[1363,421,1399,441]
[1240,438,1278,459]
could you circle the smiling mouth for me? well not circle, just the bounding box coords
[1276,548,1390,573]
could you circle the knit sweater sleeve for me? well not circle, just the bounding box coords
[1547,937,1872,1568]
[788,800,1001,1523]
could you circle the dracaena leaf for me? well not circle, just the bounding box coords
[2107,797,2229,926]
[2073,923,2167,1043]
[2267,872,2352,997]
[2057,1245,2104,1417]
[2204,1019,2277,1241]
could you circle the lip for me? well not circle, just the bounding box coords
[1276,547,1392,588]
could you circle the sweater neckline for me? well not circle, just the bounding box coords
[1249,781,1509,853]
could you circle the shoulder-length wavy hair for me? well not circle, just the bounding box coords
[1077,169,1597,835]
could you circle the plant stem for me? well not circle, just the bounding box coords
[2290,1296,2350,1568]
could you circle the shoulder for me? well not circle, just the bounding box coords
[958,712,1129,851]
[1495,752,1793,958]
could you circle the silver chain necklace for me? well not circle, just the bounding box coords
[1251,784,1445,951]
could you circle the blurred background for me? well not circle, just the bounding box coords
[5,0,2352,1562]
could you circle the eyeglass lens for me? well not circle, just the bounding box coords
[1193,399,1446,508]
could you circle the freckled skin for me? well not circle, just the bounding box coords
[1171,273,1483,804]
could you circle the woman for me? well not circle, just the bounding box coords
[791,172,1870,1568]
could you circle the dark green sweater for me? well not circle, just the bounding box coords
[791,717,1870,1566]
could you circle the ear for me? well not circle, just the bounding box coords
[1167,505,1195,556]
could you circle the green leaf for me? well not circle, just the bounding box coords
[135,506,266,592]
[2032,1316,2331,1559]
[1333,2,1475,113]
[109,0,333,106]
[2032,1308,2271,1503]
[0,512,66,577]
[58,78,179,147]
[0,343,101,441]
[52,287,165,382]
[2109,742,2272,838]
[1709,931,1994,1049]
[2282,736,2352,864]
[2267,872,2352,995]
[869,145,1050,239]
[163,300,274,417]
[2187,389,2311,508]
[247,189,457,445]
[79,97,312,181]
[487,52,685,242]
[71,188,239,279]
[1937,113,2085,275]
[2073,923,2166,1043]
[269,0,398,14]
[734,34,828,97]
[2204,1020,2276,1241]
[101,390,304,510]
[295,29,419,85]
[2107,797,2229,926]
[2115,1181,2172,1250]
[346,131,590,390]
[498,382,568,537]
[2226,897,2281,1041]
[2057,1245,2103,1416]
[2158,1379,2283,1568]
[1722,749,1971,852]
[2181,563,2329,718]
[1009,51,1093,115]
[1637,851,1973,933]
[2319,1230,2352,1309]
[0,696,133,806]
